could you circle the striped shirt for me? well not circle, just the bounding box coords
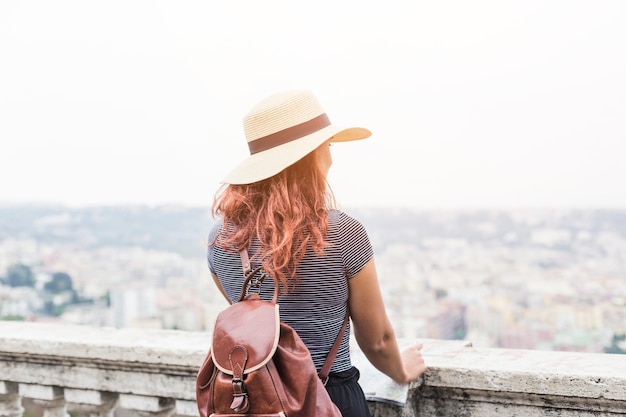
[208,209,373,373]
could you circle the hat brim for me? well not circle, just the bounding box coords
[222,125,371,185]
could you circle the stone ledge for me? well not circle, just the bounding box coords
[2,322,626,417]
[420,340,626,401]
[0,321,209,368]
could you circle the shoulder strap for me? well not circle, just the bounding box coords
[238,248,349,382]
[318,310,349,382]
[238,249,278,304]
[239,248,252,275]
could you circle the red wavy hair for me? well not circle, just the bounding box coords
[212,145,335,292]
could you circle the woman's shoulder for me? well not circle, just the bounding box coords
[326,209,374,274]
[208,219,223,242]
[327,209,368,232]
[328,208,364,221]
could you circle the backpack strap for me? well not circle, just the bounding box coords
[238,249,279,304]
[238,249,350,382]
[239,248,252,275]
[318,310,350,384]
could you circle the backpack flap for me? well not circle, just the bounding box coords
[211,294,280,376]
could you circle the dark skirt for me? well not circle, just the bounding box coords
[325,366,372,417]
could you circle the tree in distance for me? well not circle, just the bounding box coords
[6,263,35,288]
[44,272,74,294]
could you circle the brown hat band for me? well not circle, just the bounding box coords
[248,113,331,155]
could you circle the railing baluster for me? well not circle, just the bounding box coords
[19,384,69,417]
[173,399,199,417]
[65,389,118,417]
[0,382,23,417]
[119,394,175,417]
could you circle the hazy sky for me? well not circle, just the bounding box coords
[1,1,625,209]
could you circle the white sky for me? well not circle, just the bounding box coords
[1,1,625,209]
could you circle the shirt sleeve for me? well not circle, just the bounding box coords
[207,222,221,274]
[338,211,374,279]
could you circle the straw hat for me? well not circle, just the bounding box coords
[222,90,371,184]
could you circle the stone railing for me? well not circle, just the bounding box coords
[1,321,625,417]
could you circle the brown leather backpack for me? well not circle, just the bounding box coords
[196,250,347,417]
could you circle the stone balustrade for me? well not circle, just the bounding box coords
[1,321,625,417]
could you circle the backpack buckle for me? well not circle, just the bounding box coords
[230,377,249,412]
[249,273,266,289]
[245,269,266,295]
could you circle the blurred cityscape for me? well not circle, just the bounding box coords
[1,205,625,354]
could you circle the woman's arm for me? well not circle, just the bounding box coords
[349,258,426,384]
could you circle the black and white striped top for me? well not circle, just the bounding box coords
[208,209,373,373]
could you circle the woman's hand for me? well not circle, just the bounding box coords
[400,343,426,383]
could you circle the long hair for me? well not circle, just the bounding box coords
[212,146,335,292]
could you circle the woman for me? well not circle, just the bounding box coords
[208,90,426,416]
